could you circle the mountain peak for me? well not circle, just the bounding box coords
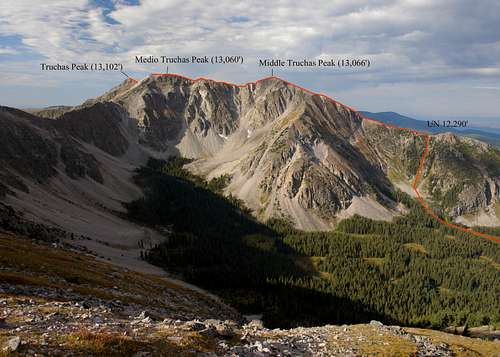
[1,75,499,231]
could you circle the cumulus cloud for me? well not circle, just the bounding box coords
[0,0,499,117]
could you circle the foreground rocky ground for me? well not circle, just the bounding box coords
[2,291,498,356]
[1,231,498,356]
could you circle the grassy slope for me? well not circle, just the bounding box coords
[0,227,498,355]
[0,230,239,356]
[0,230,236,320]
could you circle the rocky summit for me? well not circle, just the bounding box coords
[1,75,499,233]
[1,76,500,356]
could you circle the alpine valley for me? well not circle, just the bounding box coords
[0,75,499,356]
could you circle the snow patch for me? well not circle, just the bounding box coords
[312,141,328,162]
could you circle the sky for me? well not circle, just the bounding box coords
[0,0,499,126]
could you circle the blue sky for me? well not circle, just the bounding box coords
[0,0,499,126]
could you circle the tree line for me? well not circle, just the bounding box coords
[126,157,500,329]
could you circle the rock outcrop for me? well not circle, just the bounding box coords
[1,75,499,234]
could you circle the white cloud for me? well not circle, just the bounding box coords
[1,0,499,76]
[0,0,499,118]
[0,47,18,55]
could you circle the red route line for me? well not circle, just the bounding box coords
[129,73,500,243]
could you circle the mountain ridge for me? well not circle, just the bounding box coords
[1,75,499,355]
[361,111,500,148]
[1,74,499,241]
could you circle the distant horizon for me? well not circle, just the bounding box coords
[1,1,500,125]
[360,111,500,129]
[7,71,500,130]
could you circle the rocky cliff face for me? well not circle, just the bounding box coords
[364,123,500,226]
[427,134,500,218]
[1,75,499,231]
[0,102,130,190]
[1,75,499,355]
[93,76,404,229]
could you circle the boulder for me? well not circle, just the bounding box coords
[3,336,21,352]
